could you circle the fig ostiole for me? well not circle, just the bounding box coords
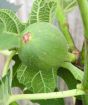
[22,32,31,43]
[18,22,68,70]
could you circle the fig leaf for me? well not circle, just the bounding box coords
[0,32,20,50]
[58,0,77,12]
[29,0,56,24]
[12,55,25,89]
[0,9,25,33]
[0,72,12,105]
[17,63,57,93]
[9,102,19,105]
[12,55,56,93]
[0,20,4,33]
[34,98,64,105]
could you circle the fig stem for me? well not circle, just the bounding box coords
[82,40,88,89]
[56,0,75,50]
[8,89,85,103]
[77,0,88,90]
[77,0,88,39]
[0,50,12,56]
[68,52,77,62]
[76,1,88,104]
[2,50,16,77]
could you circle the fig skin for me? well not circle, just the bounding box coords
[18,22,68,70]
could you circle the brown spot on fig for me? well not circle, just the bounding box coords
[22,32,31,43]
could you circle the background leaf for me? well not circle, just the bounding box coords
[12,55,57,93]
[29,0,77,26]
[0,32,20,50]
[60,0,77,12]
[9,102,19,105]
[0,72,11,105]
[0,20,4,33]
[17,63,57,93]
[58,67,78,89]
[0,9,25,34]
[29,0,56,24]
[12,55,25,90]
[34,98,64,105]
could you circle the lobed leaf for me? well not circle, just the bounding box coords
[60,0,77,12]
[0,72,11,105]
[34,98,64,105]
[12,55,57,93]
[0,9,25,34]
[17,63,57,93]
[12,55,25,89]
[0,20,4,33]
[0,32,20,50]
[29,0,56,24]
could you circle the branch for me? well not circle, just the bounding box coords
[77,0,88,90]
[9,89,85,104]
[56,0,75,50]
[77,0,88,38]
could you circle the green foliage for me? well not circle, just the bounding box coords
[29,0,77,25]
[12,55,25,89]
[0,32,20,50]
[0,20,4,32]
[29,0,56,24]
[0,9,25,33]
[58,62,84,89]
[9,102,19,105]
[17,63,57,93]
[58,67,78,89]
[62,62,83,81]
[0,72,11,105]
[0,9,26,50]
[12,55,56,93]
[82,95,88,105]
[35,98,64,105]
[59,0,77,12]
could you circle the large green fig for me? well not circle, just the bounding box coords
[18,22,68,70]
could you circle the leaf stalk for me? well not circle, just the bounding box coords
[77,0,88,90]
[8,89,85,104]
[2,50,16,77]
[56,0,75,50]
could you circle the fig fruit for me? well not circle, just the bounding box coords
[18,22,68,70]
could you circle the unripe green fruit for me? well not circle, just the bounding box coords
[18,22,68,70]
